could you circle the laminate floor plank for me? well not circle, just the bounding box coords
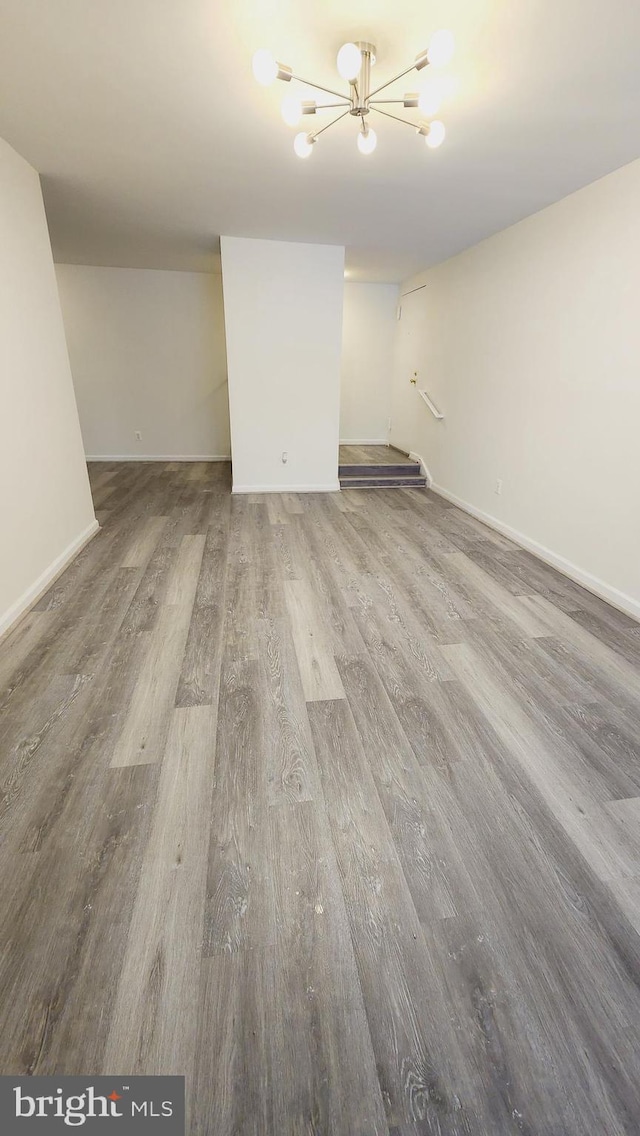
[502,546,640,626]
[0,610,56,698]
[0,600,161,855]
[282,491,304,514]
[192,493,231,608]
[201,652,269,957]
[443,551,549,638]
[23,617,158,851]
[291,508,368,657]
[441,640,640,891]
[175,491,231,707]
[378,492,460,555]
[519,593,640,709]
[454,615,640,802]
[283,577,345,702]
[421,910,634,1136]
[252,497,287,619]
[1,558,130,701]
[300,496,455,673]
[90,480,118,508]
[103,706,217,1113]
[336,649,477,920]
[568,606,640,666]
[266,494,290,525]
[341,639,640,1131]
[0,461,639,1134]
[186,460,210,481]
[261,799,389,1136]
[340,502,474,638]
[84,467,117,493]
[308,697,488,1134]
[63,566,145,676]
[557,700,640,801]
[256,616,318,804]
[0,673,93,834]
[0,762,158,1074]
[120,514,168,568]
[426,766,640,1131]
[195,650,272,1129]
[111,535,205,767]
[222,496,260,660]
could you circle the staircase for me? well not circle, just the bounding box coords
[339,455,426,490]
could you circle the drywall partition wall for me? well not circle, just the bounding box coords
[340,283,398,444]
[0,138,97,638]
[390,158,640,618]
[221,236,345,492]
[55,265,230,460]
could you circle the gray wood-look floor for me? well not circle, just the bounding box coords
[2,460,640,1135]
[339,444,411,465]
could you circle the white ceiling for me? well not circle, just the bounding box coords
[0,0,638,282]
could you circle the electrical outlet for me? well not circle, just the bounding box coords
[281,451,288,464]
[135,430,142,441]
[495,479,503,495]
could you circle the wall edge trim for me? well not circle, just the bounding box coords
[85,454,231,462]
[232,482,341,494]
[339,438,389,446]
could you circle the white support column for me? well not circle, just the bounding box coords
[221,236,345,493]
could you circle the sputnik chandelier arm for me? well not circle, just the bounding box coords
[309,110,351,141]
[367,59,425,100]
[287,72,349,102]
[369,105,447,150]
[370,105,423,129]
[252,29,454,158]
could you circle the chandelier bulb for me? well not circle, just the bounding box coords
[357,126,377,155]
[427,30,455,69]
[418,83,442,117]
[294,132,315,158]
[424,120,446,149]
[281,94,302,127]
[252,48,278,86]
[337,42,362,82]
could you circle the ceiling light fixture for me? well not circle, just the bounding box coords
[252,30,454,158]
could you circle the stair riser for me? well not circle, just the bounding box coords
[340,478,427,489]
[338,463,421,478]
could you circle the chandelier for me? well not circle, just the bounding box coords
[252,30,454,158]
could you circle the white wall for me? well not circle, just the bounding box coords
[0,138,96,637]
[55,265,230,460]
[391,158,640,618]
[221,236,344,493]
[340,283,398,445]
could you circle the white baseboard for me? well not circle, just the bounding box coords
[339,438,389,446]
[233,482,341,494]
[431,483,640,624]
[408,450,433,486]
[0,519,101,640]
[86,454,231,462]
